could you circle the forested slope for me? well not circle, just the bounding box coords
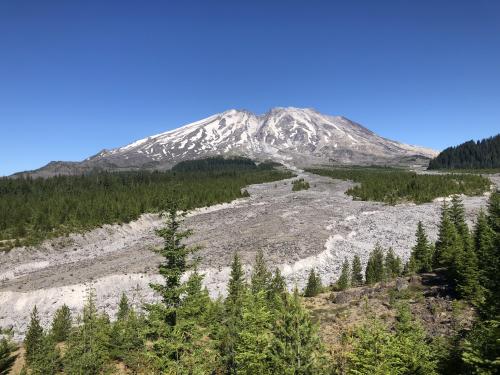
[428,134,500,170]
[0,157,293,250]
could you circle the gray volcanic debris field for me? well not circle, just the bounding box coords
[0,172,497,339]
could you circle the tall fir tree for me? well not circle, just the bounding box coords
[51,304,72,342]
[304,269,322,297]
[251,249,271,295]
[384,247,403,278]
[24,306,44,366]
[365,245,386,285]
[269,288,327,374]
[116,293,130,320]
[409,221,433,273]
[351,255,363,287]
[336,258,351,290]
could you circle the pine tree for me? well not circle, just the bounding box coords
[269,268,287,298]
[234,290,273,374]
[51,304,72,342]
[337,258,351,290]
[116,293,130,320]
[304,269,322,297]
[456,239,484,305]
[351,255,363,287]
[365,245,385,285]
[63,291,111,375]
[251,249,271,295]
[0,338,17,375]
[434,202,463,273]
[226,252,246,313]
[24,306,44,365]
[384,247,402,278]
[149,200,198,327]
[269,288,327,374]
[409,222,433,273]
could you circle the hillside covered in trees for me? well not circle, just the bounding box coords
[1,192,498,374]
[428,134,500,170]
[0,157,293,250]
[307,167,490,204]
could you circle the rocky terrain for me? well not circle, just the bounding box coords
[1,172,497,339]
[15,107,437,177]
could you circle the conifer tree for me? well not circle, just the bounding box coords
[226,252,246,313]
[0,337,17,375]
[116,293,130,320]
[456,240,483,305]
[365,245,385,285]
[234,290,273,374]
[351,255,363,287]
[434,202,463,273]
[24,306,44,365]
[409,222,433,273]
[337,258,351,290]
[270,267,287,298]
[304,269,321,297]
[51,304,72,342]
[269,288,326,374]
[384,247,402,278]
[251,249,271,295]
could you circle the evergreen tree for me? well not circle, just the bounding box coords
[28,335,61,375]
[269,288,326,374]
[251,249,271,295]
[24,306,44,365]
[409,222,433,273]
[269,267,287,299]
[304,269,322,297]
[226,252,246,313]
[0,337,17,375]
[351,255,363,287]
[365,245,386,285]
[234,290,273,374]
[51,304,72,342]
[434,202,463,274]
[116,293,130,320]
[337,258,351,290]
[63,292,111,375]
[385,247,403,278]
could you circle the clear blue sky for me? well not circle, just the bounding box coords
[1,0,499,176]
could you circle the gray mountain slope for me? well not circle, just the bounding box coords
[15,107,437,177]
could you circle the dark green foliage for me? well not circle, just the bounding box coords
[462,319,500,374]
[409,222,433,273]
[304,269,322,297]
[365,245,386,285]
[292,178,310,191]
[51,304,72,342]
[351,255,363,287]
[336,258,351,291]
[270,268,287,299]
[251,249,271,295]
[116,293,130,321]
[63,292,111,375]
[384,247,402,278]
[269,289,326,374]
[24,306,44,366]
[428,134,500,170]
[307,167,490,204]
[0,157,293,250]
[0,337,17,375]
[434,202,462,273]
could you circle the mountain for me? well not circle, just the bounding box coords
[15,107,437,177]
[428,134,500,170]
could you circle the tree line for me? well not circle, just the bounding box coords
[307,167,490,204]
[428,134,500,170]
[0,157,293,250]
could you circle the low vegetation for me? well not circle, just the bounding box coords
[0,157,293,250]
[307,167,490,204]
[3,192,498,374]
[292,178,310,191]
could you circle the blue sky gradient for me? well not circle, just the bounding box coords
[1,0,499,175]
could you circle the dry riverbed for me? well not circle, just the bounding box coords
[1,172,497,339]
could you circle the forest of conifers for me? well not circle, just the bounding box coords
[428,134,500,170]
[307,167,490,204]
[1,192,498,374]
[0,158,293,250]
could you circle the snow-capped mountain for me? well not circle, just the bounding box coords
[18,107,437,177]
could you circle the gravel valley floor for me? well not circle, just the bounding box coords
[1,172,498,338]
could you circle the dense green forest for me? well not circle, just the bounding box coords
[0,157,293,250]
[307,167,490,204]
[428,134,500,170]
[2,192,498,374]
